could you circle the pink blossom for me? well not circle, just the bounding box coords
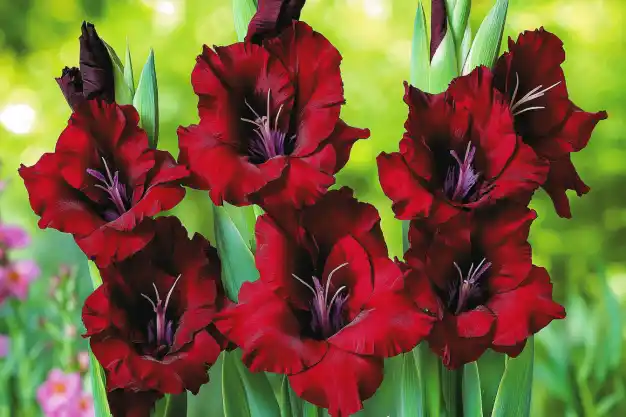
[0,259,40,300]
[0,224,30,250]
[77,351,90,373]
[0,334,8,358]
[36,369,82,416]
[75,392,94,417]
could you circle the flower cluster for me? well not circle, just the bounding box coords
[0,221,39,304]
[18,0,606,416]
[37,369,93,417]
[377,27,606,367]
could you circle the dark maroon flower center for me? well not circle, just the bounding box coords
[138,275,181,360]
[443,142,484,203]
[447,258,492,315]
[241,90,294,164]
[86,158,132,222]
[509,72,561,117]
[292,263,349,339]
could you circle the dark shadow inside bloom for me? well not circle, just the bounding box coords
[112,276,183,361]
[437,247,492,315]
[291,263,350,340]
[504,72,562,145]
[86,157,133,222]
[240,89,296,164]
[430,140,488,204]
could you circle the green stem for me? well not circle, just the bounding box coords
[441,365,464,417]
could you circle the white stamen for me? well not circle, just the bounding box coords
[324,263,349,303]
[509,71,562,116]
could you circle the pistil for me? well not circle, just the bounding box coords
[509,72,562,117]
[86,157,131,221]
[451,258,491,315]
[292,263,349,339]
[444,142,482,202]
[241,89,293,163]
[140,275,181,353]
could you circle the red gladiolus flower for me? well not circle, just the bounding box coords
[214,188,434,416]
[82,217,224,416]
[404,204,565,369]
[246,0,306,43]
[466,28,606,218]
[178,22,369,210]
[377,77,548,225]
[19,100,188,267]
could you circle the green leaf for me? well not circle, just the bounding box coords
[187,353,225,417]
[399,350,424,417]
[441,366,462,417]
[429,16,459,93]
[222,350,280,417]
[133,49,159,148]
[462,0,509,75]
[232,0,258,42]
[459,24,472,71]
[279,376,306,417]
[213,204,259,302]
[223,203,257,252]
[418,344,443,417]
[87,260,103,288]
[410,1,430,91]
[102,41,133,105]
[598,263,622,372]
[303,402,324,417]
[88,345,111,417]
[463,362,484,417]
[491,337,534,417]
[124,39,135,97]
[451,0,471,48]
[154,393,188,417]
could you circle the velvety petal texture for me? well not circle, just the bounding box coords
[491,28,607,217]
[377,77,548,225]
[56,22,114,109]
[246,0,306,43]
[19,100,188,267]
[178,21,369,211]
[215,188,433,416]
[404,203,565,369]
[82,217,224,414]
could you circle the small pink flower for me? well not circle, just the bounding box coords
[75,392,94,417]
[0,334,9,358]
[77,351,90,373]
[0,259,40,300]
[36,369,82,415]
[64,325,77,338]
[0,224,30,250]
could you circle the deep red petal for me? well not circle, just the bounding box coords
[177,124,286,206]
[18,154,104,236]
[246,0,305,43]
[377,151,434,220]
[428,310,495,369]
[252,156,335,210]
[288,346,383,417]
[541,154,590,218]
[214,280,328,375]
[488,266,565,348]
[107,390,161,417]
[323,119,370,172]
[265,22,344,156]
[329,292,434,357]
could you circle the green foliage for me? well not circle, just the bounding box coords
[133,49,159,148]
[492,338,534,417]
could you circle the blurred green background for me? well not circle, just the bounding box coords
[0,0,624,416]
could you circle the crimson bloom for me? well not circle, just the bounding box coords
[457,28,607,218]
[214,188,433,416]
[246,0,306,43]
[178,22,369,211]
[377,75,548,225]
[19,100,188,267]
[56,22,115,109]
[404,203,565,369]
[82,217,224,417]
